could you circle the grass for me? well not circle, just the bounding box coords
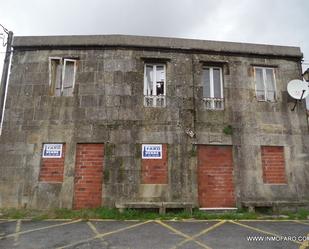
[280,209,309,220]
[1,207,308,221]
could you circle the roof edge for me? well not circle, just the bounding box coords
[12,34,303,58]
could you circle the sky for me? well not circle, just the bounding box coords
[0,0,309,79]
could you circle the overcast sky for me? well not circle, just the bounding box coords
[1,0,309,75]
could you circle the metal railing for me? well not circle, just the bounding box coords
[202,97,224,110]
[144,95,166,107]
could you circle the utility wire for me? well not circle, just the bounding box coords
[0,23,9,47]
[0,24,8,34]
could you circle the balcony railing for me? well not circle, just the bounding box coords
[203,97,224,110]
[144,95,166,107]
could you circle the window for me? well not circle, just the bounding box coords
[254,67,276,102]
[144,64,166,107]
[202,67,224,110]
[49,58,77,96]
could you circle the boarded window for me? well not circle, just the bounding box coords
[261,146,287,184]
[141,144,168,184]
[39,143,65,182]
[73,144,104,209]
[198,145,235,208]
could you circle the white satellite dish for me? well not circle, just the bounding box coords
[287,79,309,99]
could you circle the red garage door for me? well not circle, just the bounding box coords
[198,145,235,208]
[73,144,104,209]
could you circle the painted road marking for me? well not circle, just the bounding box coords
[87,221,110,247]
[0,218,306,223]
[156,220,212,249]
[13,219,21,246]
[294,220,309,226]
[0,220,14,223]
[0,219,81,240]
[169,220,226,249]
[174,220,226,248]
[230,220,302,245]
[56,220,152,249]
[231,219,306,222]
[87,221,100,235]
[88,219,141,222]
[1,219,308,248]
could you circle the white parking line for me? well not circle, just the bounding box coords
[0,219,81,239]
[13,220,21,246]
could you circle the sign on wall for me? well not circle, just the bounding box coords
[42,144,63,158]
[142,144,162,159]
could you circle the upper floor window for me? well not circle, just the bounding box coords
[144,64,166,107]
[49,57,77,97]
[202,67,224,110]
[254,67,276,102]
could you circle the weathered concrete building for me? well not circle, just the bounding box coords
[0,35,308,211]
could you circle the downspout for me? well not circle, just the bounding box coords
[191,54,197,135]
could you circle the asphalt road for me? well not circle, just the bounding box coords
[0,219,308,249]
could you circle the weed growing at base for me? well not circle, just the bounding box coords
[1,207,308,220]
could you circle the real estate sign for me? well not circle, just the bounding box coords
[42,144,63,158]
[142,144,162,159]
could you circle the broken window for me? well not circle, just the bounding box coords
[49,58,77,97]
[144,64,166,107]
[202,67,224,110]
[254,67,276,102]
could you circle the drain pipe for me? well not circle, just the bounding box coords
[0,30,13,133]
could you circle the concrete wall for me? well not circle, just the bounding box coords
[0,36,308,209]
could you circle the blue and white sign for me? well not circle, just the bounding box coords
[142,144,162,159]
[42,144,63,158]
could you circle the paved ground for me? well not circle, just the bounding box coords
[0,219,308,249]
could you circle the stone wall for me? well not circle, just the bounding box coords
[0,36,308,209]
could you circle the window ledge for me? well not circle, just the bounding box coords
[256,99,277,103]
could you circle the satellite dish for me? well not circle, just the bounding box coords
[287,79,309,99]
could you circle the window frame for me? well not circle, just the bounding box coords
[49,57,61,96]
[254,66,277,102]
[143,63,166,107]
[48,57,77,97]
[62,58,77,95]
[202,66,224,110]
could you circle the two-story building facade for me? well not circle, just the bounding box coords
[0,35,308,211]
